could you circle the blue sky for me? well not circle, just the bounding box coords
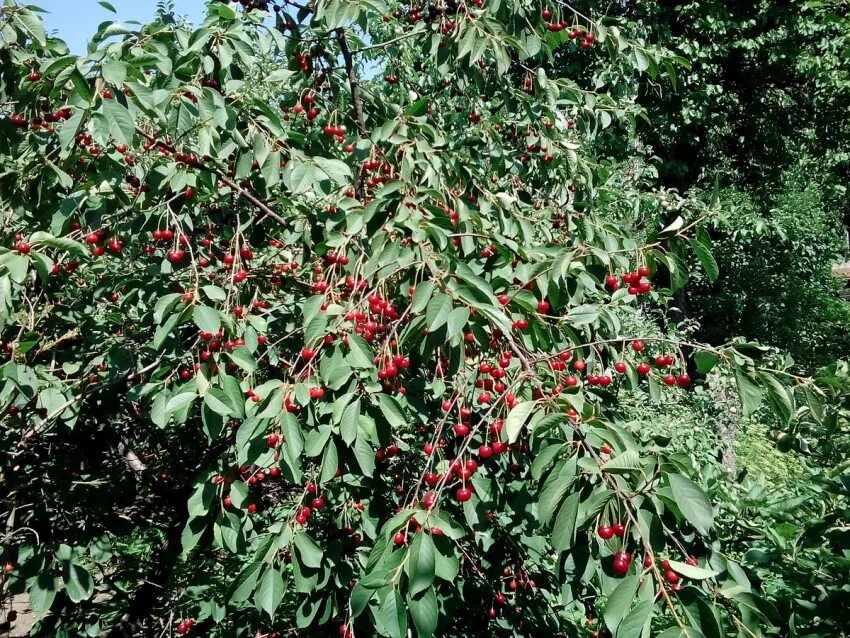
[36,0,208,52]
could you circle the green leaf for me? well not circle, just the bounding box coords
[293,532,323,568]
[29,231,86,256]
[446,306,470,335]
[604,450,642,474]
[29,572,57,619]
[694,352,718,375]
[70,70,94,104]
[102,98,135,146]
[551,491,580,552]
[62,562,94,603]
[193,305,221,334]
[376,394,407,428]
[692,234,719,281]
[667,560,720,580]
[758,372,794,425]
[410,280,435,313]
[13,10,47,46]
[733,365,762,417]
[254,567,285,620]
[408,588,438,638]
[505,401,534,444]
[381,590,408,638]
[340,398,360,445]
[617,600,654,638]
[425,293,453,331]
[227,560,263,603]
[668,474,714,536]
[567,304,599,326]
[406,532,436,596]
[604,575,640,634]
[229,347,257,373]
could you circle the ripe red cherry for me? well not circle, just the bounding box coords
[309,387,325,399]
[85,232,100,244]
[605,275,619,289]
[478,444,493,458]
[631,340,645,352]
[301,347,315,360]
[15,241,31,254]
[166,249,185,263]
[491,440,507,454]
[423,443,434,455]
[424,473,440,486]
[423,492,438,509]
[597,525,614,540]
[637,362,651,375]
[223,496,233,507]
[184,187,195,199]
[497,293,510,305]
[455,487,473,502]
[643,555,654,568]
[537,300,550,314]
[393,532,406,545]
[478,392,492,404]
[676,374,691,387]
[614,361,627,374]
[612,522,625,537]
[311,496,325,509]
[600,444,612,454]
[663,374,677,386]
[453,423,469,436]
[573,359,586,372]
[638,266,651,277]
[612,551,632,576]
[665,570,680,584]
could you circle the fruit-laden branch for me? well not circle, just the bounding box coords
[133,127,288,226]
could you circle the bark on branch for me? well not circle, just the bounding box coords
[337,28,367,137]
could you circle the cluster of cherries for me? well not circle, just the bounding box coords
[606,267,653,295]
[175,618,195,634]
[541,9,597,49]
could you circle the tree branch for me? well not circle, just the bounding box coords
[134,127,289,226]
[337,28,367,137]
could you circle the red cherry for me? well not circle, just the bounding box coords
[597,525,614,540]
[309,387,325,399]
[14,241,31,254]
[301,347,315,360]
[637,362,651,375]
[614,361,627,374]
[631,340,645,352]
[665,570,680,584]
[423,443,435,455]
[393,532,406,545]
[643,555,654,568]
[663,374,677,386]
[638,266,651,277]
[478,444,493,458]
[537,300,550,314]
[612,522,625,537]
[455,487,473,502]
